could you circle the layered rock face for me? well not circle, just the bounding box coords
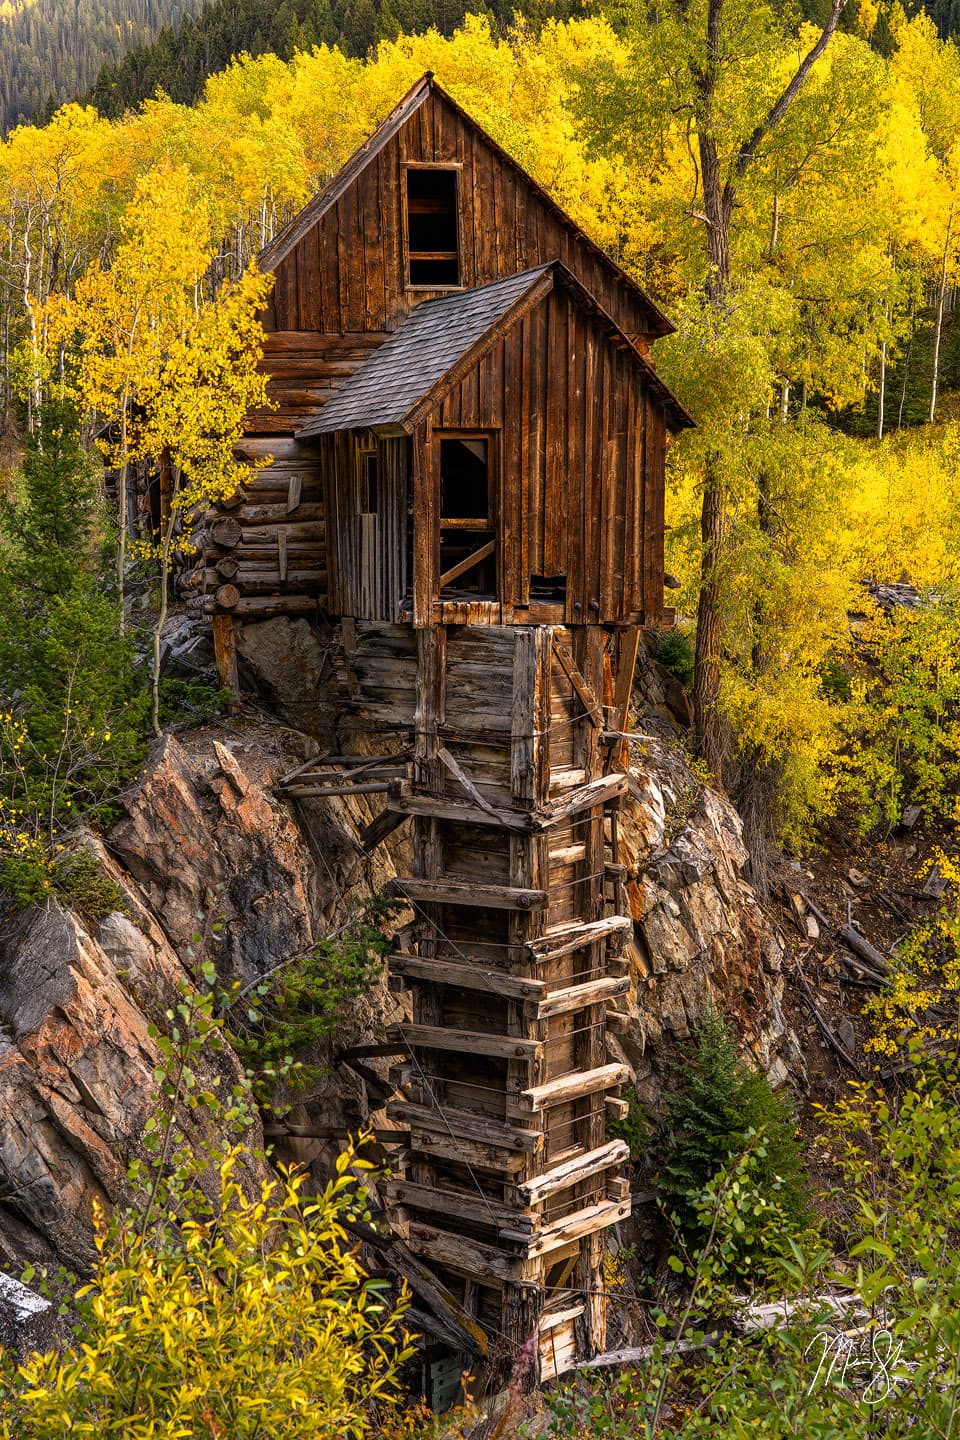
[0,729,402,1274]
[612,727,787,1112]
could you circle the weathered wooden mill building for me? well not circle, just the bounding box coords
[202,73,693,1387]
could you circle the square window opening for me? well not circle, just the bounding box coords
[407,168,459,288]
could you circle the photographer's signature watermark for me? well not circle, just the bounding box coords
[806,1328,906,1404]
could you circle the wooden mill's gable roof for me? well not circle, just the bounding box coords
[259,72,675,340]
[295,262,694,439]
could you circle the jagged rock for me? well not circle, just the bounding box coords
[0,1271,53,1358]
[160,613,217,681]
[0,900,259,1272]
[235,618,335,734]
[614,728,787,1103]
[110,734,333,988]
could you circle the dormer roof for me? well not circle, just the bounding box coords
[296,261,693,439]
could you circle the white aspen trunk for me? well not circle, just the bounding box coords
[930,212,953,424]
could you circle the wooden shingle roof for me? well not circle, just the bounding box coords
[296,262,694,438]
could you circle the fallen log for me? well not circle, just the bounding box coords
[837,924,891,977]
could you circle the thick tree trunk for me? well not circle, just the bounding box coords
[877,340,886,440]
[693,456,727,776]
[688,0,850,771]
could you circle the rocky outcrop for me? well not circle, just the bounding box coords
[0,896,256,1273]
[0,727,406,1274]
[611,724,787,1113]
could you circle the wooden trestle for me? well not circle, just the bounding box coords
[376,619,634,1382]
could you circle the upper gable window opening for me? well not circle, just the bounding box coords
[404,163,461,290]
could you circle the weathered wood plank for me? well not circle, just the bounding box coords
[388,876,548,911]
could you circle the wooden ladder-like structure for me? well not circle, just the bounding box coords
[383,622,634,1382]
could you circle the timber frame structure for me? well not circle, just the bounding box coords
[203,73,693,1386]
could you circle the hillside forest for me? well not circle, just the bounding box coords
[5,0,960,1435]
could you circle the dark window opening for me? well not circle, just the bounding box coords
[530,573,567,602]
[406,168,459,288]
[359,450,378,515]
[438,436,496,597]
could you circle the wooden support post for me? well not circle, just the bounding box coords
[211,613,239,710]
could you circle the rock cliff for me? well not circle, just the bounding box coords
[0,627,790,1276]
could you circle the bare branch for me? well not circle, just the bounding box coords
[735,0,852,180]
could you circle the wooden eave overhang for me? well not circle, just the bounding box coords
[258,71,676,341]
[294,261,694,440]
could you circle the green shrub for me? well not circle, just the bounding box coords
[157,678,231,727]
[52,848,125,920]
[608,1090,651,1159]
[0,400,148,838]
[226,892,401,1083]
[653,630,696,690]
[0,840,125,917]
[659,1008,807,1260]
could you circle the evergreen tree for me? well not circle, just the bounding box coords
[659,1008,808,1242]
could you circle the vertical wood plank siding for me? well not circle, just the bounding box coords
[426,285,662,627]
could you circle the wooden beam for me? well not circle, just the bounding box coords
[612,626,642,769]
[437,745,499,819]
[513,1063,630,1115]
[503,1199,631,1254]
[533,976,630,1020]
[527,914,632,961]
[386,1100,543,1154]
[387,1023,542,1062]
[553,638,602,726]
[388,876,548,911]
[263,1124,409,1144]
[383,1241,489,1357]
[406,1222,522,1283]
[518,1140,629,1206]
[387,788,536,831]
[543,772,629,824]
[383,1180,533,1233]
[211,613,239,709]
[439,539,496,589]
[390,952,545,1002]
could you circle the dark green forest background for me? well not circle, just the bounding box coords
[4,0,960,136]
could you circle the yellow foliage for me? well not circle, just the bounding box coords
[0,1148,413,1438]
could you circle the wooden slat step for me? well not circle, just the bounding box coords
[502,1198,631,1255]
[383,1180,534,1233]
[387,1023,543,1061]
[518,1139,629,1206]
[388,877,548,911]
[527,915,632,961]
[390,953,545,1001]
[386,1100,543,1153]
[534,975,630,1019]
[512,1063,629,1115]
